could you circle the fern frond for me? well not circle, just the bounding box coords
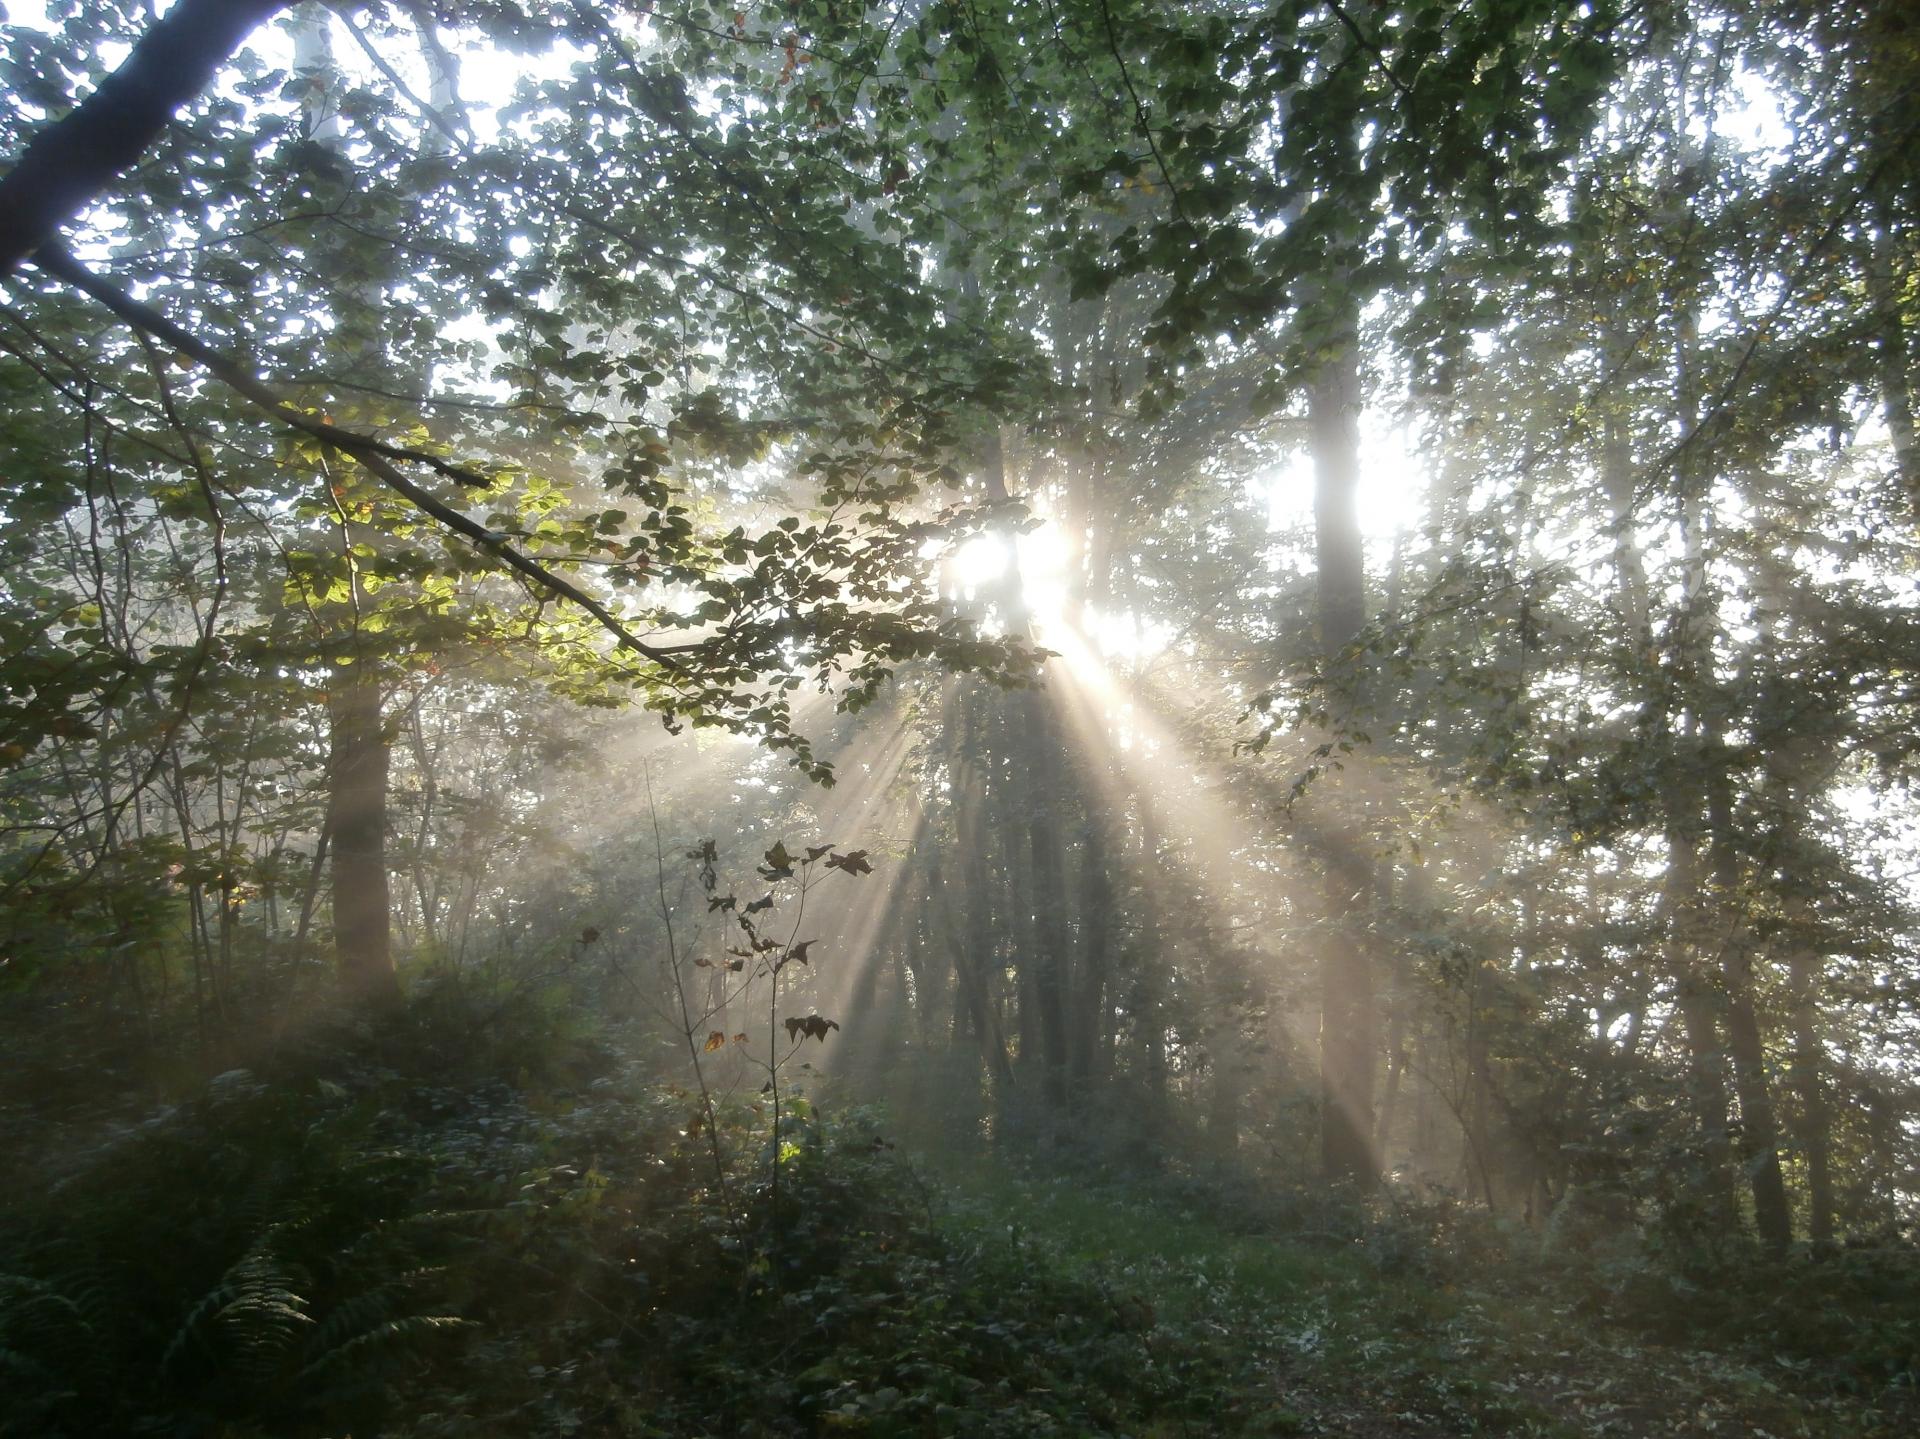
[296,1313,471,1384]
[0,1273,92,1342]
[160,1244,313,1381]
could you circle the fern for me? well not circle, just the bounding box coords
[0,1272,93,1343]
[297,1313,473,1385]
[158,1240,313,1382]
[0,1269,102,1408]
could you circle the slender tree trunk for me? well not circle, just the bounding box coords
[327,662,397,1003]
[1016,696,1073,1111]
[1374,933,1412,1168]
[1073,800,1115,1089]
[953,691,1014,1095]
[904,851,938,1046]
[1208,1029,1242,1157]
[404,692,441,951]
[1786,943,1835,1243]
[1664,816,1737,1224]
[289,11,400,1004]
[1309,311,1378,1186]
[1869,220,1919,507]
[976,420,1074,1111]
[1706,759,1793,1251]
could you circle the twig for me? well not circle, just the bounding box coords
[1095,0,1189,223]
[1325,1,1412,100]
[646,760,740,1229]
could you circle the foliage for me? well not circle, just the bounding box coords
[0,997,1252,1438]
[5,0,1920,1428]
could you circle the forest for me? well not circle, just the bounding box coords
[1,0,1917,1434]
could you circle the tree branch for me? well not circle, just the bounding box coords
[32,243,689,673]
[0,0,289,275]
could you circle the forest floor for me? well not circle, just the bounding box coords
[1,1000,1914,1437]
[926,1155,1919,1437]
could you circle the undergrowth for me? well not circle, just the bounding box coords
[926,1151,1920,1437]
[0,993,1228,1438]
[2,993,1915,1438]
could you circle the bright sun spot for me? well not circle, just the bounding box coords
[1082,606,1174,662]
[952,534,1010,589]
[1264,419,1427,541]
[952,520,1172,663]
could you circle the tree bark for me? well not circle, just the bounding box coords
[952,690,1014,1094]
[1664,814,1737,1227]
[1072,797,1115,1089]
[327,661,397,1004]
[1868,220,1919,508]
[1786,943,1835,1243]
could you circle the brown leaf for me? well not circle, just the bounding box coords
[703,1031,727,1053]
[787,939,815,966]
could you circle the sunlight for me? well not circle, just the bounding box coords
[951,533,1010,590]
[11,1,1914,1423]
[952,513,1172,663]
[1080,605,1175,663]
[718,712,921,1076]
[1013,522,1069,621]
[1262,416,1427,542]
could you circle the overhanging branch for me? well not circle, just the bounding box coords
[0,0,289,275]
[33,243,688,674]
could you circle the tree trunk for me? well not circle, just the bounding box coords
[1869,218,1919,507]
[953,690,1014,1095]
[1707,760,1793,1251]
[1787,944,1835,1243]
[1309,312,1378,1186]
[1135,783,1169,1119]
[327,661,397,1004]
[1664,816,1737,1226]
[1017,682,1073,1111]
[1208,1040,1242,1157]
[1072,799,1115,1089]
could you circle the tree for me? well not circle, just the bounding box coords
[1,0,1041,1007]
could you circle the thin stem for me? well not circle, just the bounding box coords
[645,759,738,1229]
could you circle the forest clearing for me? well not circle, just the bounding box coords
[2,1,1918,1434]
